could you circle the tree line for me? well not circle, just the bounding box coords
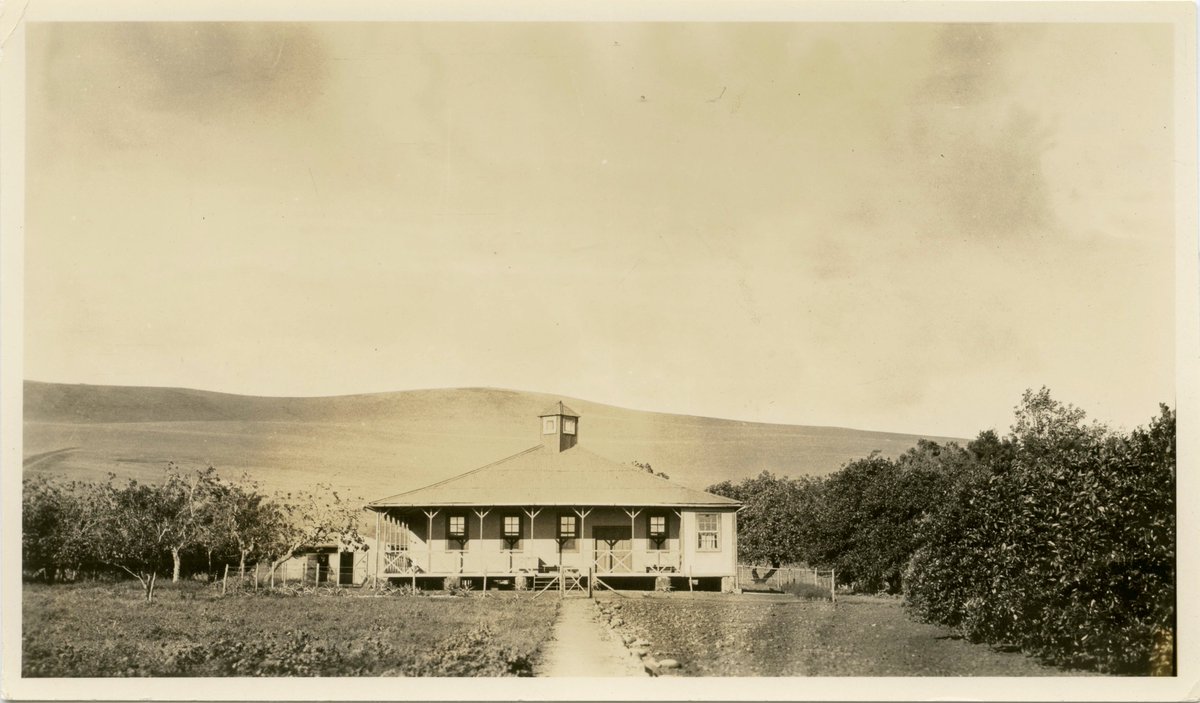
[707,388,1175,674]
[22,465,364,601]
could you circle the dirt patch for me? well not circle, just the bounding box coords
[600,592,1097,676]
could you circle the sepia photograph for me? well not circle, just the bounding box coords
[1,2,1196,701]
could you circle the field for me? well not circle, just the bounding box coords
[23,381,963,499]
[596,593,1090,676]
[22,581,557,677]
[24,582,1098,678]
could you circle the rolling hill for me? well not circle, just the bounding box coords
[23,381,966,501]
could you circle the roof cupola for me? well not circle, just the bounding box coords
[539,401,579,453]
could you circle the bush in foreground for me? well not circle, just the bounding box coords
[905,393,1174,675]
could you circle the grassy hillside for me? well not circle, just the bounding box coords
[23,381,965,501]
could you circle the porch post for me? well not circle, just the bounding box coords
[424,509,438,576]
[575,508,592,573]
[524,508,541,573]
[673,509,683,575]
[624,508,642,570]
[373,510,381,590]
[474,508,491,580]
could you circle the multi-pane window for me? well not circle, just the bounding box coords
[502,514,522,551]
[447,514,468,549]
[697,513,720,551]
[557,514,578,552]
[558,514,577,538]
[647,514,668,551]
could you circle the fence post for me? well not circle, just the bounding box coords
[587,567,593,598]
[831,569,837,605]
[222,564,229,596]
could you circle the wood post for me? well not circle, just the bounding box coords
[374,510,382,591]
[270,563,275,589]
[587,567,593,598]
[222,564,229,596]
[831,568,837,605]
[316,562,321,588]
[624,509,642,571]
[688,565,694,592]
[253,563,259,591]
[524,508,541,567]
[575,508,592,575]
[425,509,438,577]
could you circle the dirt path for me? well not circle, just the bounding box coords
[535,597,647,677]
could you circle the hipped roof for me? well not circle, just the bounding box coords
[539,401,578,417]
[368,444,740,510]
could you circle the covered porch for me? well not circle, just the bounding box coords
[370,505,692,585]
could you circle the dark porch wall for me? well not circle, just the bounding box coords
[378,507,680,556]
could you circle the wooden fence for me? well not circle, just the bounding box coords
[737,565,836,600]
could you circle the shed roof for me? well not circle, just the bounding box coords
[368,444,740,509]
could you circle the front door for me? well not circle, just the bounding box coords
[593,526,632,573]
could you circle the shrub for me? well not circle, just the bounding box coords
[905,395,1175,674]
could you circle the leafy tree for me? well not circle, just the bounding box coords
[22,477,104,583]
[261,485,365,578]
[906,391,1175,674]
[91,478,179,602]
[708,471,820,567]
[160,463,225,582]
[210,476,282,578]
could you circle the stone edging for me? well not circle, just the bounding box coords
[594,599,681,676]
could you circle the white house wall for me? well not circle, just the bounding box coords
[680,509,737,577]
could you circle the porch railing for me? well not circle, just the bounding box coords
[380,546,682,576]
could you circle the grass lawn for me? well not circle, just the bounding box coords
[602,592,1097,676]
[23,581,558,677]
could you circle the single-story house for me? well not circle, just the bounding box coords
[365,402,741,591]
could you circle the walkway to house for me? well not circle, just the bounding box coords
[535,597,647,677]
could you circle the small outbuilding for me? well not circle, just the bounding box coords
[366,403,741,591]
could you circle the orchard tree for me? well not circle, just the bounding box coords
[22,477,104,583]
[212,477,281,578]
[708,471,820,567]
[92,478,179,602]
[160,463,224,582]
[906,390,1175,673]
[262,485,365,577]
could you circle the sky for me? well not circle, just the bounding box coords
[24,22,1177,437]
